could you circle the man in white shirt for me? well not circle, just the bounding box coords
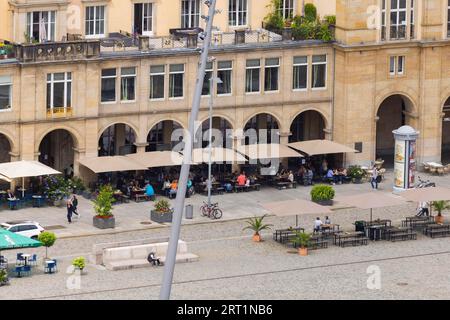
[314,217,323,233]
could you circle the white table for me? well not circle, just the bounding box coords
[21,254,31,266]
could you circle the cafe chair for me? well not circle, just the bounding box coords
[28,254,37,266]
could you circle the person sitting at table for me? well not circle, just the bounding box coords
[288,170,294,187]
[324,216,331,225]
[145,182,155,200]
[249,174,257,185]
[6,189,15,200]
[304,167,314,186]
[169,180,178,198]
[162,177,171,196]
[245,177,251,187]
[237,172,247,186]
[324,168,335,184]
[313,217,323,233]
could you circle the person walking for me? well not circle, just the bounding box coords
[66,197,74,224]
[71,195,80,218]
[370,166,379,190]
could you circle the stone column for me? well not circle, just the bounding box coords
[115,124,126,155]
[279,132,291,168]
[135,142,149,154]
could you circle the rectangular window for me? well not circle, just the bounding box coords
[278,0,294,19]
[390,0,407,40]
[312,55,327,89]
[85,6,105,37]
[134,3,153,35]
[229,0,248,27]
[245,59,260,93]
[397,56,405,74]
[26,11,56,42]
[381,0,386,40]
[410,0,415,39]
[389,56,396,75]
[264,58,280,92]
[448,0,450,37]
[169,64,184,98]
[217,61,232,95]
[101,69,116,103]
[0,76,12,111]
[150,65,165,100]
[120,67,136,101]
[181,0,200,28]
[293,56,308,90]
[202,62,214,96]
[46,72,72,111]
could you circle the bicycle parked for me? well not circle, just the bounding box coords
[200,202,223,220]
[415,176,436,188]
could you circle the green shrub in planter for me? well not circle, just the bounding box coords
[72,257,86,271]
[311,184,335,205]
[151,199,173,223]
[348,165,365,183]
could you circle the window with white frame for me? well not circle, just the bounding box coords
[381,0,416,41]
[390,0,407,39]
[229,0,248,27]
[120,67,136,101]
[264,58,280,92]
[312,55,327,89]
[46,72,72,111]
[217,61,232,95]
[0,76,12,111]
[85,6,105,37]
[169,64,184,98]
[101,69,117,103]
[293,56,308,90]
[181,0,200,28]
[245,59,260,93]
[447,0,450,37]
[410,0,415,39]
[278,0,294,19]
[202,62,214,96]
[389,56,405,76]
[150,65,165,100]
[381,0,387,41]
[26,11,56,42]
[134,3,153,35]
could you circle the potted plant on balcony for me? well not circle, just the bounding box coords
[291,231,311,256]
[0,43,13,59]
[348,165,365,184]
[92,185,116,229]
[311,184,335,206]
[242,215,273,242]
[151,199,173,223]
[432,201,450,224]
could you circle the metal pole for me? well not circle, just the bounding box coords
[207,77,213,207]
[160,0,218,300]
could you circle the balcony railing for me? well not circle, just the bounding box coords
[47,107,73,118]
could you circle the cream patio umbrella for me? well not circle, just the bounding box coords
[78,156,148,174]
[262,199,333,227]
[399,186,450,216]
[0,161,61,198]
[126,151,186,168]
[336,192,407,222]
[237,143,303,160]
[191,147,246,164]
[288,140,358,156]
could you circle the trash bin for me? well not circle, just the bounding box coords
[185,204,193,219]
[368,226,382,241]
[355,221,365,233]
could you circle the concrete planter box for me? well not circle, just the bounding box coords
[151,210,173,223]
[93,216,115,229]
[313,200,334,206]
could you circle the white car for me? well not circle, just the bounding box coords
[0,221,45,239]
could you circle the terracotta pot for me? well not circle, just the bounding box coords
[435,215,445,224]
[252,233,261,242]
[299,247,308,256]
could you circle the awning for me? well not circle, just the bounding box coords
[0,161,61,179]
[0,228,42,251]
[399,187,450,202]
[237,144,303,160]
[78,156,148,173]
[288,140,358,156]
[127,151,185,168]
[191,147,246,163]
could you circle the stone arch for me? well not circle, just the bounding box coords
[289,109,328,143]
[243,112,281,145]
[98,123,138,156]
[196,116,234,149]
[35,126,81,154]
[441,96,450,162]
[98,121,139,141]
[0,131,14,164]
[146,119,185,152]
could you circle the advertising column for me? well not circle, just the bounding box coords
[392,126,419,193]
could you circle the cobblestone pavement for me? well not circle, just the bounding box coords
[0,170,448,238]
[1,211,450,300]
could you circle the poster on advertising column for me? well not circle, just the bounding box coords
[408,141,416,188]
[394,140,406,189]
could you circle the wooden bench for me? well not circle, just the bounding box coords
[245,184,261,192]
[275,181,297,190]
[234,185,246,193]
[427,229,450,238]
[390,232,417,242]
[340,237,369,247]
[307,240,328,250]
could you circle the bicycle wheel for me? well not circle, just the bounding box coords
[212,208,223,220]
[200,205,208,217]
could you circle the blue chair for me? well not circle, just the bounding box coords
[22,265,31,276]
[16,253,25,265]
[45,262,56,274]
[15,266,24,278]
[53,259,58,272]
[28,254,37,266]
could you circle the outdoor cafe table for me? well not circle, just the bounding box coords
[403,216,435,229]
[32,195,43,207]
[21,254,31,267]
[44,260,56,274]
[273,227,305,243]
[334,231,364,246]
[7,198,19,210]
[363,219,392,228]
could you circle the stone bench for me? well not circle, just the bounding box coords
[102,240,199,271]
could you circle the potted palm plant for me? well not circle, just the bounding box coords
[432,201,449,224]
[92,185,116,229]
[242,215,273,242]
[291,231,311,256]
[151,199,173,223]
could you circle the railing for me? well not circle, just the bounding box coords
[46,107,73,118]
